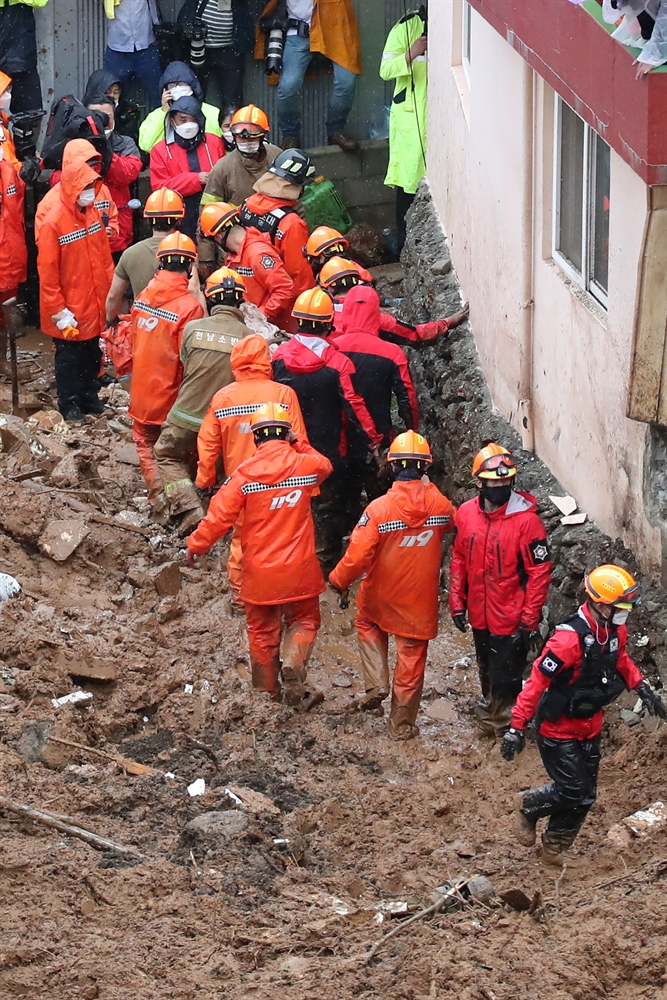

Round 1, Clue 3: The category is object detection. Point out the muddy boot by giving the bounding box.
[228,593,246,617]
[540,833,566,866]
[388,720,420,741]
[356,687,388,712]
[513,793,538,847]
[282,665,324,712]
[177,505,205,536]
[474,698,496,737]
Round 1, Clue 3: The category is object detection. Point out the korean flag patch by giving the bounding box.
[530,539,550,564]
[260,255,275,269]
[538,652,563,677]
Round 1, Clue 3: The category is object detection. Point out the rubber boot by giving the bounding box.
[356,687,388,712]
[282,665,324,713]
[513,793,538,847]
[541,829,577,866]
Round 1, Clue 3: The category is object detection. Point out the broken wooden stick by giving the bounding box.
[0,795,146,858]
[357,879,470,965]
[48,736,157,776]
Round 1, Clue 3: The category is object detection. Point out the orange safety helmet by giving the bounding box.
[292,287,335,325]
[156,232,197,261]
[230,104,269,135]
[205,266,246,300]
[318,256,361,293]
[471,443,518,480]
[387,431,433,465]
[144,187,185,220]
[250,402,292,433]
[584,565,640,609]
[199,202,240,238]
[305,226,350,261]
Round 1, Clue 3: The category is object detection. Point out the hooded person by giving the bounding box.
[36,138,115,422]
[149,95,225,240]
[0,75,27,377]
[82,68,141,144]
[38,142,121,249]
[196,333,307,609]
[139,61,222,153]
[86,94,142,254]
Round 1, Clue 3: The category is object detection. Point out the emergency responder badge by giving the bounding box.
[530,539,550,564]
[260,255,275,269]
[538,653,563,676]
[610,637,619,652]
[357,513,370,527]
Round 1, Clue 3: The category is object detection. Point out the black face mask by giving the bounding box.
[480,482,512,507]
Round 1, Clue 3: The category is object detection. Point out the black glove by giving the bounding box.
[452,612,467,633]
[19,155,41,184]
[636,681,667,719]
[500,728,525,761]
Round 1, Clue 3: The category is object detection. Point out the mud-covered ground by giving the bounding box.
[1,338,667,1000]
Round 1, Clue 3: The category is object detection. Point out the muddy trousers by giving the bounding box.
[312,461,348,575]
[131,420,162,499]
[53,337,103,417]
[472,628,528,736]
[521,735,601,850]
[356,614,428,740]
[153,422,202,516]
[245,596,321,701]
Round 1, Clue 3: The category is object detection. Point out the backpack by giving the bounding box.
[101,315,133,378]
[41,95,112,175]
[239,202,297,243]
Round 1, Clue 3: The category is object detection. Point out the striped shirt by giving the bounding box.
[201,0,234,48]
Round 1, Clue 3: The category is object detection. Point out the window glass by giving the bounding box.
[557,101,585,274]
[591,135,610,295]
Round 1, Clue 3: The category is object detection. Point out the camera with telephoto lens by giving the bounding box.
[182,19,208,69]
[9,109,46,161]
[265,25,286,75]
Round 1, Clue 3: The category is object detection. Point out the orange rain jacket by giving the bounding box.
[0,147,27,291]
[255,0,362,76]
[330,479,457,640]
[128,269,205,426]
[226,229,295,329]
[196,333,306,488]
[0,72,18,165]
[36,140,115,342]
[241,190,313,298]
[188,436,332,604]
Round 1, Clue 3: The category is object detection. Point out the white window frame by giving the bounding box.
[462,0,472,83]
[552,95,609,309]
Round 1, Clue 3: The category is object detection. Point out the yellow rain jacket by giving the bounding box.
[255,0,362,77]
[380,10,427,195]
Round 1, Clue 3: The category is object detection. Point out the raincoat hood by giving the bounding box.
[247,438,304,486]
[251,173,302,202]
[159,61,203,102]
[387,479,446,528]
[0,70,12,96]
[60,139,103,210]
[168,96,206,144]
[276,334,337,374]
[143,268,191,306]
[230,333,272,381]
[341,285,381,337]
[83,69,121,105]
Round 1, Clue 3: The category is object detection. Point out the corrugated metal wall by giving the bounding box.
[46,0,405,144]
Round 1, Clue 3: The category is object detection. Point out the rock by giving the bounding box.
[426,698,457,723]
[39,519,90,562]
[332,672,352,688]
[28,410,66,433]
[620,709,642,727]
[133,613,167,647]
[19,719,68,769]
[0,694,19,712]
[148,561,181,597]
[182,810,249,843]
[33,603,55,620]
[155,595,184,624]
[430,257,452,276]
[608,801,667,848]
[224,785,281,817]
[60,650,117,682]
[467,875,495,904]
[500,888,532,912]
[113,443,140,467]
[0,414,41,467]
[50,449,99,489]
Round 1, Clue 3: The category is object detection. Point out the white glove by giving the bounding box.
[52,308,78,331]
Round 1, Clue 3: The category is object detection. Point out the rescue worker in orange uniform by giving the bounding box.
[187,402,332,709]
[449,443,552,737]
[38,144,120,248]
[239,148,315,297]
[502,565,666,864]
[304,226,358,279]
[0,76,27,377]
[329,431,457,740]
[154,266,253,531]
[196,333,306,609]
[128,233,205,498]
[36,139,115,422]
[199,201,295,329]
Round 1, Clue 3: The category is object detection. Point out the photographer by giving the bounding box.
[139,61,221,153]
[104,0,162,110]
[177,0,254,106]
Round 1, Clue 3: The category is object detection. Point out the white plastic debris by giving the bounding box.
[636,636,650,647]
[0,573,21,602]
[184,683,194,695]
[561,512,587,526]
[549,495,577,517]
[224,787,244,806]
[51,691,93,708]
[187,778,206,797]
[165,772,176,779]
[608,801,667,847]
[273,838,290,846]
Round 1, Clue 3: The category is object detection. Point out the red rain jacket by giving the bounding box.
[272,333,382,461]
[332,298,452,346]
[36,139,114,341]
[512,603,643,740]
[0,154,27,291]
[188,436,332,605]
[448,490,552,635]
[331,479,456,639]
[332,286,419,450]
[149,131,224,199]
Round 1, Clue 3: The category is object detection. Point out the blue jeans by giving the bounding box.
[105,45,162,110]
[277,33,356,138]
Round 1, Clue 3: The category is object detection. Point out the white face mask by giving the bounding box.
[222,129,234,144]
[612,609,630,626]
[77,186,97,208]
[236,139,261,156]
[170,84,193,102]
[104,127,114,137]
[174,121,199,140]
[0,90,11,111]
